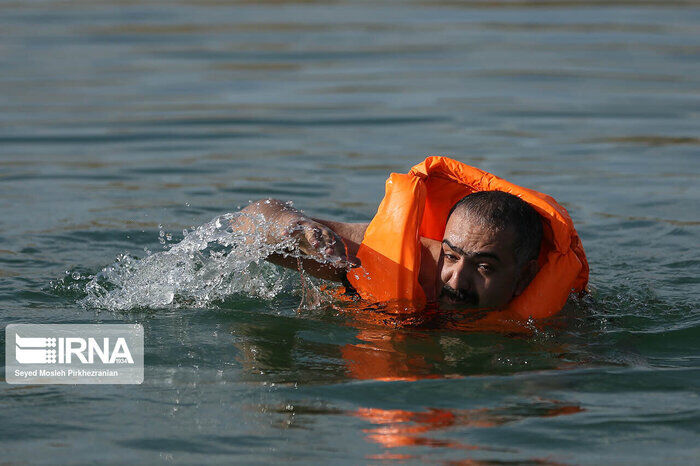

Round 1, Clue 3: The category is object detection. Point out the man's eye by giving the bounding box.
[444,253,459,262]
[477,263,493,273]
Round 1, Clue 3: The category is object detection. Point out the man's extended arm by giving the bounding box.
[233,199,367,282]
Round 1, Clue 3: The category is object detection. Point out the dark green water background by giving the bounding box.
[1,0,699,463]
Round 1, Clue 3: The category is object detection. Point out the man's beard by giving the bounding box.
[439,285,479,308]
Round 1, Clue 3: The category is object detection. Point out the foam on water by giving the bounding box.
[78,212,310,311]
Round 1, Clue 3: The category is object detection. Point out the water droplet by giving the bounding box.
[79,211,305,310]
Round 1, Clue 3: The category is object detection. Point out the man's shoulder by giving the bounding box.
[418,237,441,301]
[420,236,442,260]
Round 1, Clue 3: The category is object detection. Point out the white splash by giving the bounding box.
[81,212,304,311]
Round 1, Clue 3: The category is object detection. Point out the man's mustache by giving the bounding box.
[439,285,478,307]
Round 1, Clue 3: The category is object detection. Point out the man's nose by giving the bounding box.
[446,262,472,291]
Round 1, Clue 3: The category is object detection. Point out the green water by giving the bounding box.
[1,0,699,463]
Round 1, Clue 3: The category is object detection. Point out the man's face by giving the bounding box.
[437,211,524,310]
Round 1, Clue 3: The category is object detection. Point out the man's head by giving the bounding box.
[438,191,543,310]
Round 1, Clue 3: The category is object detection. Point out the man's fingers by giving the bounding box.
[322,232,362,269]
[292,221,360,269]
[345,255,361,268]
[330,255,361,270]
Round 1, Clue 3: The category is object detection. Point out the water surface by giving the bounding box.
[1,0,699,463]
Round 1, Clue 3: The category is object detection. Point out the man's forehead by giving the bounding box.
[445,209,505,233]
[443,215,518,258]
[443,222,511,247]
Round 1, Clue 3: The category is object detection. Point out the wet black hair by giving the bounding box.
[448,191,543,266]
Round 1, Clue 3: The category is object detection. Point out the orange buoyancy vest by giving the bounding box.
[346,156,589,320]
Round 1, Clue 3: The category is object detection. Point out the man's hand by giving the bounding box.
[234,198,365,281]
[287,218,360,270]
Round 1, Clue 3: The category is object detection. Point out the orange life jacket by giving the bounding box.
[346,156,589,320]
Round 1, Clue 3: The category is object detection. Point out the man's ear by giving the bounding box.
[513,259,538,297]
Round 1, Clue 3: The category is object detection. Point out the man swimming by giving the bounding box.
[234,157,588,317]
[238,190,541,311]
